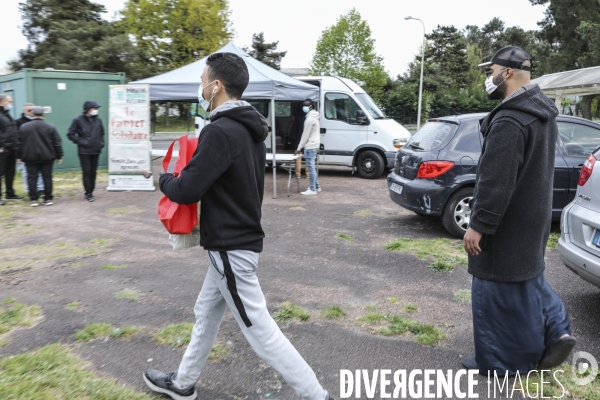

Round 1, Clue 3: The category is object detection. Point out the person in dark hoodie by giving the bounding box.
[0,94,23,204]
[16,103,45,196]
[20,107,63,206]
[67,100,105,202]
[462,46,575,376]
[144,52,333,400]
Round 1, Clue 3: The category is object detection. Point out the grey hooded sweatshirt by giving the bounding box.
[468,84,559,282]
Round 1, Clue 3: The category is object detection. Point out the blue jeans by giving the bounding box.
[21,162,44,192]
[303,149,320,191]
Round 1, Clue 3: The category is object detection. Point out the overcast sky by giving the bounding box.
[1,0,548,77]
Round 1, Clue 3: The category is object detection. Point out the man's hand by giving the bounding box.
[294,150,302,155]
[57,159,62,165]
[463,227,483,255]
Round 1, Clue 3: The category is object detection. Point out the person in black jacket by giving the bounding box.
[20,107,63,206]
[0,94,23,204]
[16,103,35,128]
[67,100,104,202]
[143,52,333,400]
[16,103,45,196]
[462,47,575,376]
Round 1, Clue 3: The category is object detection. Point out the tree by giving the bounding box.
[425,25,471,88]
[244,32,286,70]
[120,0,232,73]
[309,8,387,100]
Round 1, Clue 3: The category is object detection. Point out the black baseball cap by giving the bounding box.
[478,46,532,71]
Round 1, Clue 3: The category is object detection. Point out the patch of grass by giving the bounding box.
[107,206,145,215]
[289,206,306,211]
[0,242,101,271]
[100,264,127,270]
[454,289,472,304]
[525,363,600,399]
[353,210,371,217]
[385,237,467,272]
[356,312,385,325]
[402,303,417,313]
[89,237,118,247]
[378,315,446,346]
[154,323,194,347]
[207,341,230,361]
[387,297,399,304]
[115,289,142,300]
[66,301,80,311]
[273,302,310,322]
[335,233,354,242]
[547,232,560,248]
[321,305,346,320]
[365,305,378,312]
[50,169,109,198]
[0,344,155,399]
[0,298,42,336]
[74,323,139,342]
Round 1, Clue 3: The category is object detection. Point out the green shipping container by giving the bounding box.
[0,69,126,171]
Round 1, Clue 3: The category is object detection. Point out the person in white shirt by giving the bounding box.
[295,99,321,195]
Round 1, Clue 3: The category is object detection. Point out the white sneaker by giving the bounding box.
[316,187,322,192]
[301,189,317,195]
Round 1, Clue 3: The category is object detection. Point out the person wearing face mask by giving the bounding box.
[16,103,45,197]
[461,46,575,376]
[67,100,105,202]
[145,52,334,400]
[294,98,321,195]
[0,94,23,204]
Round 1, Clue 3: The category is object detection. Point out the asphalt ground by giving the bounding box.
[1,159,599,400]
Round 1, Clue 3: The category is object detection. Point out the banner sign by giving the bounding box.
[107,84,155,191]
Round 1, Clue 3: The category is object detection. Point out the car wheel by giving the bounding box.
[356,150,385,179]
[441,187,474,238]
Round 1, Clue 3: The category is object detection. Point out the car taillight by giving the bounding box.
[416,161,455,178]
[578,154,597,186]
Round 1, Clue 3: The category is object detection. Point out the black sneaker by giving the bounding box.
[0,199,4,206]
[30,200,39,207]
[143,369,196,400]
[43,200,53,206]
[85,194,94,202]
[5,195,23,201]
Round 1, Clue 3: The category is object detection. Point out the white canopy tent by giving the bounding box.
[532,66,600,110]
[131,42,319,198]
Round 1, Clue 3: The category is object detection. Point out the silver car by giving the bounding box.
[558,145,600,289]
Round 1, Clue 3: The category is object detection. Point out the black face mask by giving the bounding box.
[487,72,508,101]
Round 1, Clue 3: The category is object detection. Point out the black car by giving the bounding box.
[387,113,600,238]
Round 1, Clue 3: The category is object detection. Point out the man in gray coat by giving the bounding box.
[462,46,575,375]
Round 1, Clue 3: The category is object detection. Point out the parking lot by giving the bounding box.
[0,163,599,399]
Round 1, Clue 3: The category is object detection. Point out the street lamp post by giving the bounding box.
[405,16,425,130]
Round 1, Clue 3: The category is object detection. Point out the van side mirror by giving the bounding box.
[356,110,368,125]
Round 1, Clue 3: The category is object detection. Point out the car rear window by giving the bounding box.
[406,121,459,152]
[558,122,600,157]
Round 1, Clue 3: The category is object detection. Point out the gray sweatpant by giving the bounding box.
[176,250,328,400]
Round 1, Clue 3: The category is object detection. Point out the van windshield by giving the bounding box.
[355,93,385,119]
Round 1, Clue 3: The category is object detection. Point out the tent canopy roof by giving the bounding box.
[130,42,319,102]
[532,66,600,97]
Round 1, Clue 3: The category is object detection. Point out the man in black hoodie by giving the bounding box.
[462,47,575,376]
[144,53,332,400]
[0,94,23,204]
[67,100,105,202]
[20,107,63,206]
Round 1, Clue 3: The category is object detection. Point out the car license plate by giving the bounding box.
[390,182,403,195]
[593,230,600,247]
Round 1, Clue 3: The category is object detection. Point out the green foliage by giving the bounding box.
[244,32,286,70]
[120,0,232,73]
[335,233,354,242]
[0,344,156,399]
[378,315,446,346]
[0,299,41,335]
[73,323,113,342]
[320,305,346,320]
[401,304,417,313]
[547,233,561,248]
[273,302,310,322]
[309,8,387,100]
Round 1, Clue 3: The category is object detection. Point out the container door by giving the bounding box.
[321,92,367,165]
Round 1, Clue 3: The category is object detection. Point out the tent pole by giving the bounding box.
[271,98,277,198]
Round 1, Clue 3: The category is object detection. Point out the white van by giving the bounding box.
[195,76,411,178]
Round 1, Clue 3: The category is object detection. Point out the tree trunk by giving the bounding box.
[581,95,593,120]
[165,102,170,127]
